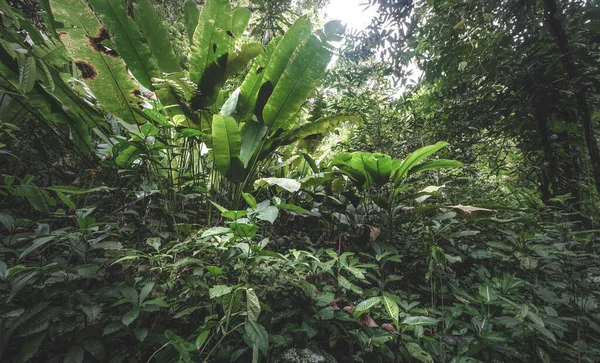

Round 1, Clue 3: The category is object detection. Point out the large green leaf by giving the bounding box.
[478,284,497,303]
[225,43,264,79]
[406,342,433,363]
[0,19,99,153]
[45,66,106,144]
[192,43,263,110]
[183,0,200,43]
[354,296,381,317]
[134,0,181,73]
[237,16,311,123]
[122,308,140,326]
[0,48,101,153]
[246,288,261,322]
[481,330,510,343]
[88,0,159,89]
[15,332,45,363]
[262,35,332,130]
[195,330,210,349]
[392,142,449,183]
[236,38,280,122]
[245,320,268,355]
[408,159,463,175]
[18,56,36,94]
[19,236,54,260]
[212,114,241,176]
[278,115,360,147]
[331,152,370,188]
[64,345,84,363]
[81,340,105,361]
[254,178,301,192]
[262,17,311,87]
[240,119,268,167]
[50,0,145,124]
[401,316,439,326]
[364,153,393,186]
[231,7,251,38]
[50,72,105,148]
[0,69,98,153]
[209,284,233,298]
[191,53,228,109]
[8,270,39,301]
[21,185,49,214]
[382,295,400,323]
[19,17,61,64]
[189,0,232,84]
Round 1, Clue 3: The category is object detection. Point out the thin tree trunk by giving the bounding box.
[543,0,600,196]
[534,97,557,203]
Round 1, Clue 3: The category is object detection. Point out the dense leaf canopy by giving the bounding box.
[0,0,599,362]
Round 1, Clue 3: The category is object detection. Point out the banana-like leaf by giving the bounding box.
[50,0,145,124]
[279,115,360,146]
[259,115,357,159]
[192,42,263,110]
[392,142,449,184]
[21,15,107,131]
[34,41,70,72]
[408,159,463,175]
[183,0,200,43]
[153,72,196,119]
[364,153,393,187]
[262,35,332,131]
[225,43,264,79]
[231,7,251,38]
[331,152,370,188]
[212,114,241,176]
[0,43,101,152]
[236,38,280,122]
[189,0,232,84]
[53,71,106,127]
[236,16,311,123]
[240,120,268,167]
[191,53,228,109]
[220,88,240,116]
[88,0,159,89]
[134,0,181,73]
[262,17,311,86]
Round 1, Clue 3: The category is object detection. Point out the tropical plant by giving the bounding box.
[2,0,600,362]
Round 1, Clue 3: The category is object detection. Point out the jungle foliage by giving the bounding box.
[0,0,599,362]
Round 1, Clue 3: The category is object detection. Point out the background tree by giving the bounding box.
[355,0,600,218]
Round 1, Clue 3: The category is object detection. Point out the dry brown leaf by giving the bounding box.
[357,224,381,241]
[381,323,399,334]
[343,305,355,314]
[357,314,378,328]
[330,300,341,311]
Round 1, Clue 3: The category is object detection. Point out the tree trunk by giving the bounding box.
[534,97,557,203]
[543,0,600,196]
